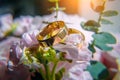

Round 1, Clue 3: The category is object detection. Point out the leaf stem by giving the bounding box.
[56,1,59,9]
[98,12,102,24]
[55,1,59,20]
[98,1,106,24]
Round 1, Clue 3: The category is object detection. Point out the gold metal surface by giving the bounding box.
[36,21,68,47]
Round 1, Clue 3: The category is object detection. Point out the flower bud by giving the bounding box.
[91,0,106,13]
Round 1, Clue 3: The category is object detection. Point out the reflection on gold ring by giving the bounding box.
[36,21,68,47]
[68,28,85,41]
[67,28,85,48]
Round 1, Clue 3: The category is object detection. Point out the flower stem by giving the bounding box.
[51,61,59,80]
[39,68,46,80]
[44,63,51,80]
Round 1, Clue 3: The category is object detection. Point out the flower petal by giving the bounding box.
[54,44,79,59]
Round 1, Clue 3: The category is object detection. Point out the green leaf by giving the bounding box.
[92,32,116,51]
[87,61,109,80]
[93,32,116,44]
[100,18,113,24]
[81,20,100,33]
[94,41,113,51]
[81,22,85,27]
[84,20,100,27]
[102,10,118,17]
[88,43,96,53]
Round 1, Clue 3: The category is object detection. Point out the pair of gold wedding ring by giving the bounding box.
[36,21,85,47]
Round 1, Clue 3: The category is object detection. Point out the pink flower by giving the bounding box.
[0,14,13,38]
[22,30,39,47]
[53,35,92,80]
[9,41,23,65]
[53,43,79,60]
[13,16,34,35]
[0,37,31,80]
[62,64,93,80]
[13,16,42,36]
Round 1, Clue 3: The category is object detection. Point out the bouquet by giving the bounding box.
[0,0,119,80]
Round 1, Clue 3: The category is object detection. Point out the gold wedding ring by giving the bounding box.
[67,28,85,48]
[36,21,68,47]
[68,28,85,40]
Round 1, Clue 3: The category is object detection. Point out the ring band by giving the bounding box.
[67,28,85,48]
[68,28,85,40]
[36,21,68,47]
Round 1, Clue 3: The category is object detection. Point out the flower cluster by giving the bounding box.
[8,28,92,80]
[0,0,120,80]
[0,12,94,80]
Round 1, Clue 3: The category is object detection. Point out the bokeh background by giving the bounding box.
[0,0,120,32]
[80,0,120,33]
